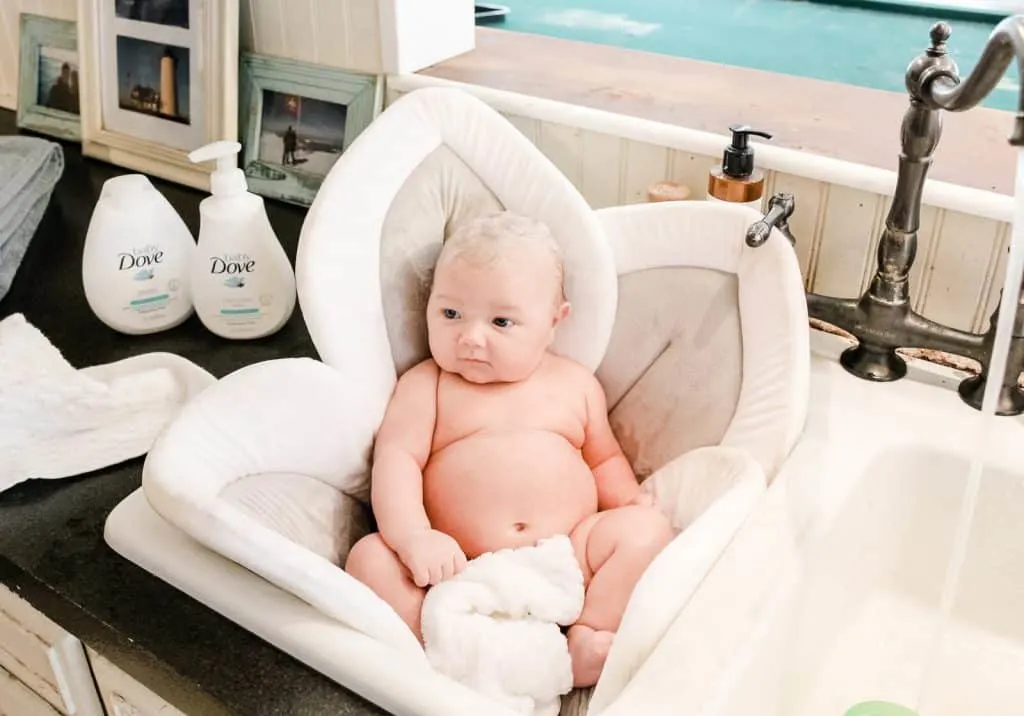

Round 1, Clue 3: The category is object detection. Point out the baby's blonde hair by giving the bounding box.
[438,211,566,301]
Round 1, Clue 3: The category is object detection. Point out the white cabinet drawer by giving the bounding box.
[87,648,186,716]
[0,666,62,716]
[0,585,104,716]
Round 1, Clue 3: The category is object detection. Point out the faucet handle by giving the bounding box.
[745,192,795,248]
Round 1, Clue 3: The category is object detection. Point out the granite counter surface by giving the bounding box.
[0,110,390,716]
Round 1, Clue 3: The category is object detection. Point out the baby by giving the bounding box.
[345,211,673,687]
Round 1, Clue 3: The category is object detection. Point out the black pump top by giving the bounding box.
[722,124,773,178]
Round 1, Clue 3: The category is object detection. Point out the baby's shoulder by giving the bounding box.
[545,353,600,392]
[396,358,441,391]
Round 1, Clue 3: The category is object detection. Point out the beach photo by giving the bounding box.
[116,36,190,125]
[258,90,348,176]
[37,46,80,115]
[17,14,82,140]
[239,53,382,206]
[115,0,189,29]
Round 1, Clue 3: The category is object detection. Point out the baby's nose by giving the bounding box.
[459,323,486,347]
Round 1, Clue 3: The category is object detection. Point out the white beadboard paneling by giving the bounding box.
[771,173,827,286]
[537,122,584,190]
[344,0,383,72]
[907,204,943,311]
[581,130,623,208]
[811,186,884,298]
[280,0,317,64]
[974,222,1011,333]
[250,0,286,58]
[309,0,349,67]
[622,140,670,204]
[503,112,538,144]
[239,0,255,51]
[921,211,1004,331]
[669,150,716,200]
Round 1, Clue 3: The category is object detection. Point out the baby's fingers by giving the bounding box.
[452,550,468,575]
[409,563,430,588]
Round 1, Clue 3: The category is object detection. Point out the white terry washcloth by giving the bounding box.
[0,313,216,492]
[421,535,585,716]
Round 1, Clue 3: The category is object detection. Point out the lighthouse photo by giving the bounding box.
[115,35,190,125]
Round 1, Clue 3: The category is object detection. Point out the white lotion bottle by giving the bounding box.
[82,174,195,335]
[187,141,296,340]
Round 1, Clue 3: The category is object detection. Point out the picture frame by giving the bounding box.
[238,52,384,208]
[76,0,239,191]
[16,14,82,142]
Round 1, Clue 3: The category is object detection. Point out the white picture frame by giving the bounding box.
[76,0,239,191]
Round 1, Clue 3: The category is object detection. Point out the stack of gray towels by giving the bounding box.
[0,137,64,302]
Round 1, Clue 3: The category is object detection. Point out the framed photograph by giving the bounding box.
[16,14,82,141]
[238,53,384,207]
[76,0,239,191]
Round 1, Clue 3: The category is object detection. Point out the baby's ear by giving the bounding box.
[555,301,571,325]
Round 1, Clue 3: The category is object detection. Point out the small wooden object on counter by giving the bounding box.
[646,181,692,203]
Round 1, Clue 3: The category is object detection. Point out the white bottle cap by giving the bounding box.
[99,174,157,211]
[188,140,247,196]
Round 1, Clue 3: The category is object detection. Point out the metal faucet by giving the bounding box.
[746,17,1024,416]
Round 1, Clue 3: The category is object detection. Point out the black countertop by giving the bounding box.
[0,110,390,715]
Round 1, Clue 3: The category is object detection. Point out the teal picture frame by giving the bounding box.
[238,52,384,208]
[16,13,82,142]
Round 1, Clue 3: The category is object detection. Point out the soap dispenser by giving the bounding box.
[707,125,773,210]
[82,173,196,335]
[187,140,296,340]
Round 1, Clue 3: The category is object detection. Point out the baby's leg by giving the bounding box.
[567,505,673,687]
[344,533,427,643]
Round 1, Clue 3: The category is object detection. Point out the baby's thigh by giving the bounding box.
[571,506,673,578]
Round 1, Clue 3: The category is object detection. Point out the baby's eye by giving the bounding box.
[443,308,459,319]
[492,317,513,328]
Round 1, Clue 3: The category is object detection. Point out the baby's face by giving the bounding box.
[426,250,569,384]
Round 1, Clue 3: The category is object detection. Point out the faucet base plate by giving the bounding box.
[840,344,908,382]
[957,375,1024,416]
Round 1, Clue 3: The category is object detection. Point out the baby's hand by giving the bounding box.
[394,529,467,588]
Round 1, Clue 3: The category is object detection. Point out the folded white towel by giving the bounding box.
[0,313,211,492]
[421,535,585,716]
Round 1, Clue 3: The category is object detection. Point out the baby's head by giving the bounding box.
[426,211,571,384]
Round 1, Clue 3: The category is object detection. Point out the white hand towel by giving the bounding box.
[421,535,585,716]
[0,313,213,492]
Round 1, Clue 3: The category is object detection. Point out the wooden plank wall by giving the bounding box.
[1,0,1008,334]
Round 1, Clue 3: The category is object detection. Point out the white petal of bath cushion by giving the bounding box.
[295,85,618,436]
[594,201,810,482]
[588,446,766,714]
[141,357,424,654]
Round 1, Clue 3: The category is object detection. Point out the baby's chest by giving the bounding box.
[436,382,586,443]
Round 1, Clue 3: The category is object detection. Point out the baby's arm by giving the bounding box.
[371,359,439,551]
[581,372,644,511]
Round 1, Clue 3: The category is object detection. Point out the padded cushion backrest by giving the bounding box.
[379,145,503,376]
[295,87,617,430]
[596,202,809,480]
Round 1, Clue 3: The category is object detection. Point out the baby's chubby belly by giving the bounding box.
[423,429,598,558]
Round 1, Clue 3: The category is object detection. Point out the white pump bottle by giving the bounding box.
[187,141,296,340]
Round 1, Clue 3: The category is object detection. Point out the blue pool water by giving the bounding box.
[497,0,1019,111]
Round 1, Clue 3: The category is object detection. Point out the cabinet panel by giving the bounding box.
[88,648,186,716]
[0,585,103,716]
[0,667,62,716]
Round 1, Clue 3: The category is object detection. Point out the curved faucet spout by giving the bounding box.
[913,17,1024,144]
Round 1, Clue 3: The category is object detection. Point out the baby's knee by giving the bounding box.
[619,505,673,554]
[344,532,394,577]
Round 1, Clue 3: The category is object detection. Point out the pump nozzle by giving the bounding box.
[188,140,247,196]
[722,125,773,179]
